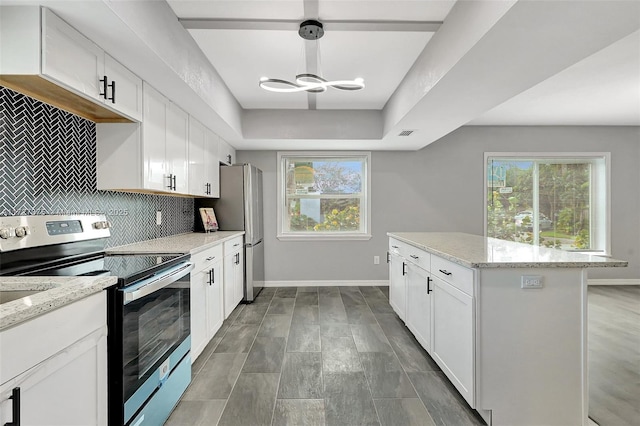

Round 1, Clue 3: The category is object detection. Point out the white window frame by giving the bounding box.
[277,151,372,241]
[483,152,611,255]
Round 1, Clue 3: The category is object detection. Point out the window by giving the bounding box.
[485,153,610,254]
[277,152,371,241]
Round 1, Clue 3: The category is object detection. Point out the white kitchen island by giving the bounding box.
[387,232,627,426]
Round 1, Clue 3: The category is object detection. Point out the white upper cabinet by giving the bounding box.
[188,118,207,196]
[41,8,104,104]
[103,54,143,122]
[97,83,189,195]
[188,118,220,198]
[142,84,168,191]
[218,138,236,166]
[165,102,189,194]
[204,130,221,197]
[0,6,142,122]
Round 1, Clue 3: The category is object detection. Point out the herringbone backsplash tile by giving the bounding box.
[0,87,194,247]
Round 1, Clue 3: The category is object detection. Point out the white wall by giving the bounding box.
[237,126,640,282]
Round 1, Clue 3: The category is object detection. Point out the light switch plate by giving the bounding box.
[521,275,543,289]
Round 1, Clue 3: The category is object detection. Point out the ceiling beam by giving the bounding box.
[179,18,442,33]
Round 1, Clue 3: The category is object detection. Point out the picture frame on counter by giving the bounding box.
[199,208,218,232]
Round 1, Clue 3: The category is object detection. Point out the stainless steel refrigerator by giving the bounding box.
[214,164,264,302]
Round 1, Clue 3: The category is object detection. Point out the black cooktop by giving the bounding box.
[1,248,189,287]
[103,253,189,286]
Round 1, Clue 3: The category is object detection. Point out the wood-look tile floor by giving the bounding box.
[588,285,640,426]
[166,286,484,426]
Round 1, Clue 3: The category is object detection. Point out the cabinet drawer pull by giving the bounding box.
[5,387,20,426]
[391,245,399,249]
[233,243,240,247]
[410,255,419,260]
[99,76,108,100]
[439,269,452,276]
[108,80,116,103]
[206,256,215,261]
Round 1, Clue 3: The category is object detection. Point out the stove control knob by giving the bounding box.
[93,221,111,230]
[14,226,29,238]
[0,228,11,239]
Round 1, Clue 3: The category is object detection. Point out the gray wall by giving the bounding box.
[238,126,640,282]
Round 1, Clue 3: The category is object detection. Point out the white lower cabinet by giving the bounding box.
[388,236,475,408]
[432,276,474,404]
[190,245,224,362]
[223,236,244,318]
[388,250,406,321]
[405,262,432,352]
[0,292,107,426]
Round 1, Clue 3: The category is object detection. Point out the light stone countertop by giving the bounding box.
[388,232,628,269]
[0,276,117,331]
[105,231,245,255]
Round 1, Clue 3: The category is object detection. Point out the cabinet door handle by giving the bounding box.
[172,175,177,191]
[427,276,432,294]
[439,269,452,276]
[166,174,174,190]
[410,255,419,260]
[402,262,407,276]
[235,253,240,265]
[211,268,215,284]
[209,269,214,286]
[99,76,108,100]
[386,251,390,263]
[227,154,232,164]
[205,183,210,195]
[108,80,116,103]
[5,387,20,426]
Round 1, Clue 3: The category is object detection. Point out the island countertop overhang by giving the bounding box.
[387,232,628,269]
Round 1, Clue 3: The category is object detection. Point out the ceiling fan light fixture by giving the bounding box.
[259,20,364,94]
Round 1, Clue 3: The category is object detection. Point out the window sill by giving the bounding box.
[277,233,372,242]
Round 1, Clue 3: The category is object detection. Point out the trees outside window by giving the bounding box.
[277,152,371,241]
[485,154,609,253]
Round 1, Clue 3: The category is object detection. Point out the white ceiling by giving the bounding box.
[167,0,640,149]
[174,0,451,111]
[2,0,639,151]
[470,29,640,126]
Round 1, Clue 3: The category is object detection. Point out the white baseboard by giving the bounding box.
[264,279,638,287]
[588,278,640,286]
[264,280,389,288]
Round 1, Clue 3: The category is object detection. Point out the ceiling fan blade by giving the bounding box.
[179,18,442,32]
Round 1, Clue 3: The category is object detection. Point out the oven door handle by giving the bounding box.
[123,262,194,305]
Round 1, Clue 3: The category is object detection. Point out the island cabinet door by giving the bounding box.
[432,276,474,406]
[405,262,432,352]
[388,251,407,321]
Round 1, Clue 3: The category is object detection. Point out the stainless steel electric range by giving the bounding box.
[0,215,194,426]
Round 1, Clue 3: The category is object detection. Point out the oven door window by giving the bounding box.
[121,282,189,399]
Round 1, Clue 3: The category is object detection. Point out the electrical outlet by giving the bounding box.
[156,211,162,226]
[374,256,380,265]
[521,275,543,289]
